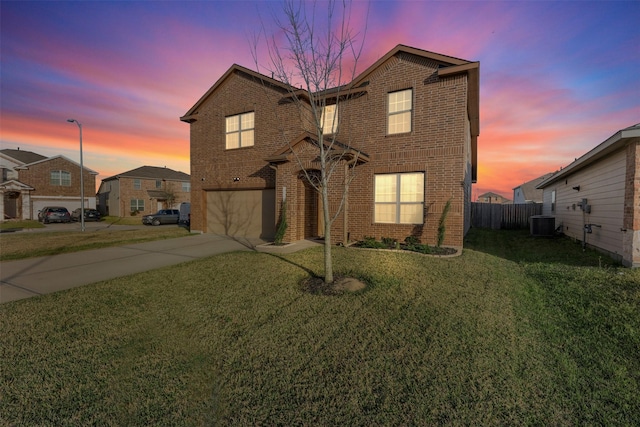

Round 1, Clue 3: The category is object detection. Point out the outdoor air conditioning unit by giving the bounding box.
[530,215,556,237]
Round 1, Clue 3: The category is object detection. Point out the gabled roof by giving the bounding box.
[13,155,99,175]
[180,64,294,123]
[265,131,370,165]
[180,44,479,138]
[102,166,190,182]
[538,123,640,189]
[513,172,554,201]
[0,179,35,191]
[0,148,47,164]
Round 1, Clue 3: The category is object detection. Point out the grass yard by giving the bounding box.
[0,226,191,261]
[1,229,639,425]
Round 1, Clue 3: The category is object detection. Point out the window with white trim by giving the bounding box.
[551,190,556,212]
[321,105,337,134]
[134,179,141,190]
[130,199,144,212]
[50,170,71,186]
[182,182,191,192]
[226,112,255,149]
[387,89,412,135]
[374,172,424,224]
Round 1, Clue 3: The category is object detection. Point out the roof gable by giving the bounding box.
[103,166,190,182]
[0,148,47,164]
[180,64,294,123]
[14,155,99,175]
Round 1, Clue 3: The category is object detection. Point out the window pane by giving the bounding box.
[50,171,60,185]
[375,174,397,202]
[375,204,396,223]
[241,112,254,130]
[388,111,411,134]
[322,105,337,134]
[400,204,423,224]
[400,173,424,202]
[388,90,412,114]
[226,133,239,149]
[61,171,70,186]
[241,129,254,147]
[134,179,141,190]
[226,116,239,132]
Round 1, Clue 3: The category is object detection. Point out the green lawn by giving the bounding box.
[0,226,191,261]
[1,229,638,425]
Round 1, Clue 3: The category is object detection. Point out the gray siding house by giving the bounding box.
[537,124,640,267]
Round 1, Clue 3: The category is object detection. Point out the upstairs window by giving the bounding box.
[156,180,162,188]
[50,170,71,186]
[321,105,338,134]
[182,182,191,192]
[374,172,424,224]
[387,89,412,135]
[134,179,141,190]
[226,112,255,149]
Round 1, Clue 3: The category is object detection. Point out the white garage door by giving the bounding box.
[206,189,275,239]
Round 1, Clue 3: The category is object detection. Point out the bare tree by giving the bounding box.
[253,0,368,284]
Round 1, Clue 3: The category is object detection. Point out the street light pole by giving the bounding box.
[67,119,85,232]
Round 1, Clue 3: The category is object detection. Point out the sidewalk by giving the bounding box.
[0,233,321,304]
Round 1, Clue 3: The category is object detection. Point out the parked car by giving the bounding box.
[38,207,71,224]
[71,208,101,222]
[142,209,180,226]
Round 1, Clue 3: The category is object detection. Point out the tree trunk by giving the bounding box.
[322,183,333,284]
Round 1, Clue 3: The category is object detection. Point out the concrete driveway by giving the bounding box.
[0,231,320,304]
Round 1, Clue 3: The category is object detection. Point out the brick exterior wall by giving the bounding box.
[18,157,96,200]
[106,177,191,217]
[186,49,475,248]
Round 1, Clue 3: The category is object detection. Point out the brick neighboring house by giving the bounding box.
[181,44,479,247]
[0,148,97,220]
[97,166,191,217]
[476,192,511,204]
[538,124,640,267]
[512,173,554,204]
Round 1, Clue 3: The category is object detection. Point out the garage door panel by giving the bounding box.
[206,189,275,239]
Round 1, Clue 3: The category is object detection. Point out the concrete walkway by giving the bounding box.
[0,233,321,304]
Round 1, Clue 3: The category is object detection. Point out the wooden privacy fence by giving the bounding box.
[471,203,542,230]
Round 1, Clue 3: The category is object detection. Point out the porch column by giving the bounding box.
[21,191,32,220]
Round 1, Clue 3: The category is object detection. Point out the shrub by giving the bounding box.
[437,199,452,247]
[274,200,288,245]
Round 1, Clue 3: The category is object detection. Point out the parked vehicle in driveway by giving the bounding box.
[38,207,71,224]
[142,209,180,226]
[71,208,101,222]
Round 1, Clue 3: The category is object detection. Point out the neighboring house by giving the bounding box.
[0,148,98,220]
[181,44,479,248]
[97,166,191,217]
[537,124,640,267]
[512,173,554,204]
[476,192,510,204]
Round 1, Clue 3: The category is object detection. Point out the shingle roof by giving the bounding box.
[103,166,190,181]
[0,148,47,164]
[513,173,554,202]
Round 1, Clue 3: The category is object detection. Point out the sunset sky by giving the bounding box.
[1,0,639,200]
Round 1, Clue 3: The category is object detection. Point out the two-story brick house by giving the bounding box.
[181,44,479,247]
[0,148,98,220]
[97,166,190,217]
